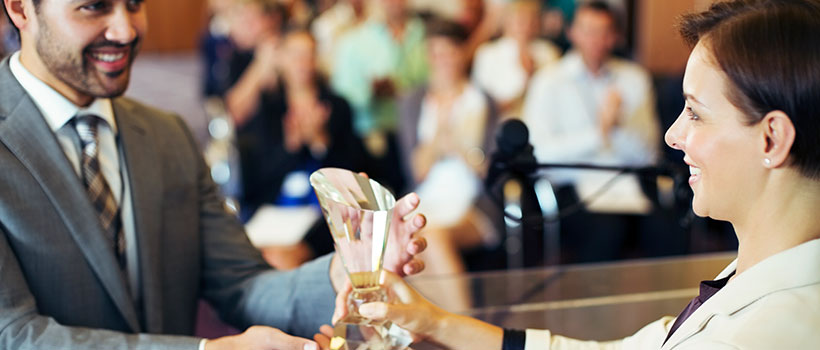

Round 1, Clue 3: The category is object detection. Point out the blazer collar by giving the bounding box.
[664,238,820,348]
[113,99,166,333]
[0,57,142,332]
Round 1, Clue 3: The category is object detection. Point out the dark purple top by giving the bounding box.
[663,271,736,345]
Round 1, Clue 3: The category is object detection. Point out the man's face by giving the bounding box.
[568,8,617,68]
[26,0,147,103]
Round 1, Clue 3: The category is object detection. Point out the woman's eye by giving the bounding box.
[685,106,700,121]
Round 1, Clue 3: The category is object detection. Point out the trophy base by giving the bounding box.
[329,322,413,350]
[340,288,388,326]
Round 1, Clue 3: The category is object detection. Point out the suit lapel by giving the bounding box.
[661,260,737,349]
[114,100,165,333]
[0,59,141,332]
[665,241,820,349]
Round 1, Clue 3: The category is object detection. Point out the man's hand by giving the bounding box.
[384,193,427,276]
[205,326,319,350]
[599,87,623,147]
[328,192,427,292]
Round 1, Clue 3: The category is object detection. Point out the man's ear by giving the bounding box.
[760,110,796,168]
[5,0,31,33]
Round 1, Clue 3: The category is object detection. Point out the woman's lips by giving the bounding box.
[688,165,702,185]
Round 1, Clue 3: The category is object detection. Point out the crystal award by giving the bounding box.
[310,168,412,350]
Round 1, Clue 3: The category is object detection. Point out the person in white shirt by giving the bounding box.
[472,0,561,118]
[397,18,499,310]
[522,1,658,170]
[316,1,820,349]
[521,0,660,262]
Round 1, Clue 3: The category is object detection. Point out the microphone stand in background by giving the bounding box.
[485,119,690,267]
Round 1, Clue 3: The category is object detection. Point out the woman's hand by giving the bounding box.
[330,272,448,343]
[324,272,503,349]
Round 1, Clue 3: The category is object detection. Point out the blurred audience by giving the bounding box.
[280,0,316,28]
[311,0,371,74]
[398,19,499,288]
[235,30,378,269]
[201,0,238,98]
[522,0,659,262]
[224,0,287,128]
[540,0,575,52]
[523,0,657,169]
[330,0,428,192]
[472,0,560,118]
[189,0,710,269]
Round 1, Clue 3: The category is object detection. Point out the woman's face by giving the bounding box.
[427,36,465,82]
[281,32,317,86]
[665,42,764,221]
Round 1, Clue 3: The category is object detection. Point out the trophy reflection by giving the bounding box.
[310,168,411,350]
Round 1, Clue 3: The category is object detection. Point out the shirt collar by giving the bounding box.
[564,50,613,81]
[9,51,117,134]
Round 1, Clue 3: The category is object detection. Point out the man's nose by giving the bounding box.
[105,8,138,44]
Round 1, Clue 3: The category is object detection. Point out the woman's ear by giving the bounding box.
[760,110,795,168]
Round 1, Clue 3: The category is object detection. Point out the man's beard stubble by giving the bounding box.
[35,19,140,100]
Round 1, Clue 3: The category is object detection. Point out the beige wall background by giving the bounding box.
[634,0,716,75]
[142,0,208,52]
[141,0,719,75]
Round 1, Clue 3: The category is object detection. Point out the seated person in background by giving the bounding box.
[235,29,380,269]
[330,0,429,192]
[224,0,286,129]
[397,19,499,308]
[472,0,561,118]
[311,0,371,75]
[521,0,659,262]
[320,1,820,348]
[200,0,238,98]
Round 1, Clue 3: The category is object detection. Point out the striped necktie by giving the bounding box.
[74,115,126,270]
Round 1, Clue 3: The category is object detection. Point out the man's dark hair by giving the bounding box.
[574,0,622,34]
[678,0,820,179]
[425,17,469,45]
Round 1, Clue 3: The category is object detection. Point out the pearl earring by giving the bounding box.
[764,158,772,166]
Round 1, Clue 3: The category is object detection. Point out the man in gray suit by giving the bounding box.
[0,0,427,349]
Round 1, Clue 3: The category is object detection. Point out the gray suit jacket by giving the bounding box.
[0,57,335,349]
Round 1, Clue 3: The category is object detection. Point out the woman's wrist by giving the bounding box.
[431,312,504,349]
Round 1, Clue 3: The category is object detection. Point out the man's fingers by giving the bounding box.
[396,213,426,240]
[332,283,353,324]
[402,258,425,275]
[313,325,335,350]
[395,193,420,218]
[242,326,319,350]
[407,237,427,255]
[320,325,335,338]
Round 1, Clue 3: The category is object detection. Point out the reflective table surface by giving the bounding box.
[407,252,736,346]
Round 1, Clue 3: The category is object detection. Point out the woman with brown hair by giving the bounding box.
[319,0,820,348]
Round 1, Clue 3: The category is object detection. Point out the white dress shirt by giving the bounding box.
[9,51,141,302]
[472,37,561,117]
[414,84,489,228]
[522,51,659,213]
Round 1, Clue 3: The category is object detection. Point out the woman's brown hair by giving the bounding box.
[678,0,820,179]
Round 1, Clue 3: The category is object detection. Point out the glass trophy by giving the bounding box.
[310,168,412,350]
